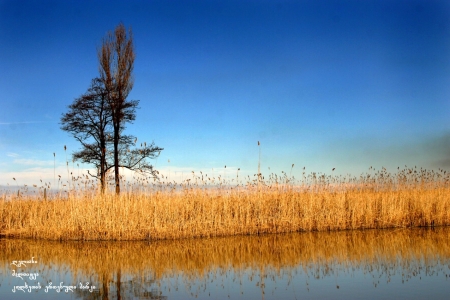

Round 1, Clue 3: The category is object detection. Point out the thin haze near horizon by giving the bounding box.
[1,0,449,188]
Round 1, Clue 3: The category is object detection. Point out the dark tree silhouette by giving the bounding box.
[61,78,163,193]
[98,23,142,194]
[61,78,112,192]
[61,24,163,194]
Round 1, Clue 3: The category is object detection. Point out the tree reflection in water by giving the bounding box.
[1,228,449,299]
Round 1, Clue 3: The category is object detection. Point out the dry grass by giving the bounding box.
[1,166,449,240]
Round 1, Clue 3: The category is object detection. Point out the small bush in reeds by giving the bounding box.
[0,166,449,240]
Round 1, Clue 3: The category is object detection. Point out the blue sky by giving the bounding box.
[1,0,449,187]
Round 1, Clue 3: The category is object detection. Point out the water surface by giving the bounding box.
[1,228,449,299]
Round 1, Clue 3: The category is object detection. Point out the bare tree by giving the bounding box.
[61,78,112,193]
[62,23,162,194]
[61,77,163,193]
[98,23,137,194]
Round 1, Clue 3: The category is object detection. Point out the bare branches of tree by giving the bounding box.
[98,23,137,194]
[61,78,111,192]
[61,23,163,195]
[119,139,163,178]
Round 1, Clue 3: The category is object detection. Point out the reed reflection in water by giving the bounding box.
[1,228,449,299]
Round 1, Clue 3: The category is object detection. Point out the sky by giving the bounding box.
[1,0,449,188]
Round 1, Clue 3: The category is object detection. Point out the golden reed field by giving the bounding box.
[1,166,449,240]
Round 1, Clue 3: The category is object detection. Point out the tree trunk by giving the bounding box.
[100,143,106,194]
[114,124,120,195]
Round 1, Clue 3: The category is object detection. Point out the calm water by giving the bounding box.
[1,228,449,299]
